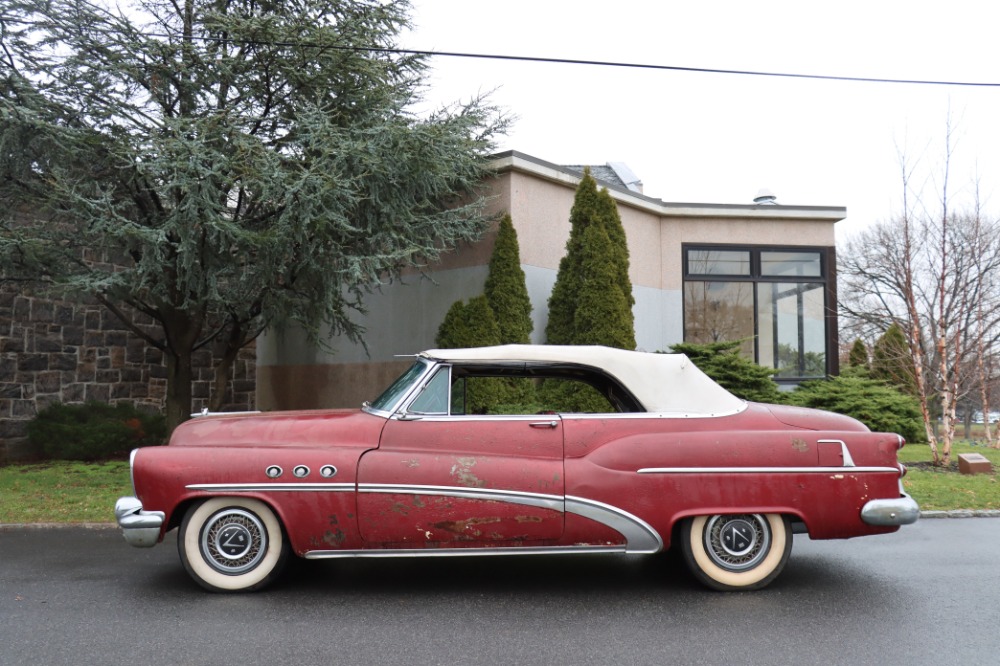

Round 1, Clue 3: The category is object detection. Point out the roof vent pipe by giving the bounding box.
[754,188,777,205]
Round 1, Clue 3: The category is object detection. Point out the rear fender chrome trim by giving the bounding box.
[637,466,900,475]
[818,439,855,466]
[565,495,662,553]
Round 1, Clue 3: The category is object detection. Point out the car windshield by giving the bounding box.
[367,359,430,412]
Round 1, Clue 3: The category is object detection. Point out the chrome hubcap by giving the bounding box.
[703,514,771,572]
[201,508,267,575]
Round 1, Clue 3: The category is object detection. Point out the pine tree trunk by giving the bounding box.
[165,351,194,433]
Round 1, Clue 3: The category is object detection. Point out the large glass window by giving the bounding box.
[684,246,832,380]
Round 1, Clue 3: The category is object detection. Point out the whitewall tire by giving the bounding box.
[178,497,290,592]
[680,513,792,591]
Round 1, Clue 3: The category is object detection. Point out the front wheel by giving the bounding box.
[680,513,792,591]
[178,497,290,592]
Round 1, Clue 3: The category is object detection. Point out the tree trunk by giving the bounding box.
[165,351,194,433]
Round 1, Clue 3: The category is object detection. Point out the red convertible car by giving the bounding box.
[115,345,918,592]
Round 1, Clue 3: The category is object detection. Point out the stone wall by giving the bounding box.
[0,288,255,463]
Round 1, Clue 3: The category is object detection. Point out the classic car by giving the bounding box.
[115,344,919,592]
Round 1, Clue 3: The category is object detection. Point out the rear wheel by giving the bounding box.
[178,497,289,592]
[680,513,791,591]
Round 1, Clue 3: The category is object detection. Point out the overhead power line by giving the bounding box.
[364,46,1000,88]
[3,15,999,88]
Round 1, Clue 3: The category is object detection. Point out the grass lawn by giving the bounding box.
[0,460,132,524]
[0,441,997,523]
[899,440,1000,511]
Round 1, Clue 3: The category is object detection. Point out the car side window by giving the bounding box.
[407,367,450,415]
[454,373,618,415]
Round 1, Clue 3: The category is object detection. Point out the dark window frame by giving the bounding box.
[682,244,839,383]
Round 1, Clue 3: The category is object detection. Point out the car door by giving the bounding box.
[356,365,565,546]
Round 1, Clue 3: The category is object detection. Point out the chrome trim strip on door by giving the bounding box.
[565,495,663,553]
[358,483,564,512]
[187,481,665,554]
[304,544,627,560]
[186,483,355,492]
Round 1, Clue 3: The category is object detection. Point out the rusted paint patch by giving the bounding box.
[389,497,426,514]
[450,456,486,488]
[792,438,809,453]
[431,516,501,538]
[515,515,543,523]
[323,528,346,546]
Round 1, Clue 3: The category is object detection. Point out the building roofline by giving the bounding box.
[489,150,847,223]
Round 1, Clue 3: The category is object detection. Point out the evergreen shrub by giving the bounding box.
[27,402,168,461]
[786,368,925,442]
[669,340,784,404]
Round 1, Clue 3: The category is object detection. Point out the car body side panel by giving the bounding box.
[131,410,385,555]
[356,416,565,545]
[559,413,903,547]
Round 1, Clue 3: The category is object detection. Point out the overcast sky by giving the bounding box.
[404,0,1000,240]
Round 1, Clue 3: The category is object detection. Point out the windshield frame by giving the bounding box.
[363,358,435,417]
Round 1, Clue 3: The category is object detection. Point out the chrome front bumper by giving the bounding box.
[114,497,165,548]
[861,490,920,527]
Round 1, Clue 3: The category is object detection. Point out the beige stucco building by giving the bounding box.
[258,150,845,410]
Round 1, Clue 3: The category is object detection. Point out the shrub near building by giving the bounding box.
[484,214,533,345]
[787,369,925,443]
[546,168,635,348]
[435,213,539,413]
[542,169,635,412]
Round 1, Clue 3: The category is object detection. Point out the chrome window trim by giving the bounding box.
[386,413,560,423]
[362,405,394,418]
[364,358,437,416]
[402,364,453,417]
[385,409,747,422]
[558,409,748,419]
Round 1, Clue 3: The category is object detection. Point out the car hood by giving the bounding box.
[168,409,383,448]
[762,403,870,432]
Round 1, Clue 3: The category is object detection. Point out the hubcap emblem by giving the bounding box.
[216,524,253,559]
[721,519,756,556]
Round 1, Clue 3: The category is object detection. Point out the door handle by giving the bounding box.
[529,421,559,429]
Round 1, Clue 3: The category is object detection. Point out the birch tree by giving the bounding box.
[840,151,1000,464]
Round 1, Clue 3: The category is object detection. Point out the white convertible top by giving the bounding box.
[421,345,746,417]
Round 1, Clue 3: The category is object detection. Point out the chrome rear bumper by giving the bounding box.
[114,497,164,548]
[861,490,920,527]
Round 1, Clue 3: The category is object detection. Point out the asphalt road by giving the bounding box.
[1,518,998,666]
